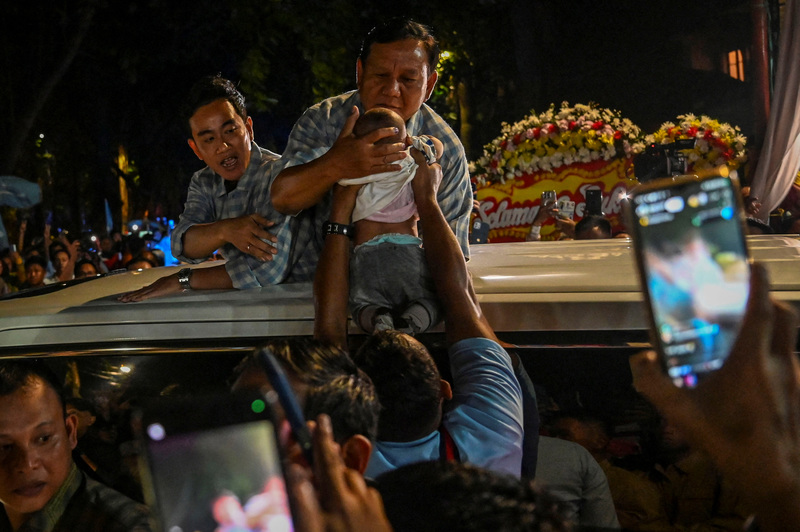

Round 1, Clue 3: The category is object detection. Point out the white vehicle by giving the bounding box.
[2,236,800,353]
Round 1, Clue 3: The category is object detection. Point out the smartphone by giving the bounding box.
[136,392,295,532]
[585,188,603,216]
[470,218,490,244]
[627,173,751,388]
[541,190,557,209]
[258,347,314,467]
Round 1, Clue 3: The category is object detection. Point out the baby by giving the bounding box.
[339,108,443,335]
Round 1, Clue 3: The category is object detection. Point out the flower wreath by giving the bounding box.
[471,101,646,185]
[645,113,747,172]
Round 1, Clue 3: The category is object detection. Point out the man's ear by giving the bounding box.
[356,58,364,89]
[245,116,254,141]
[423,70,438,101]
[65,413,79,451]
[187,138,203,160]
[341,434,373,475]
[440,379,453,401]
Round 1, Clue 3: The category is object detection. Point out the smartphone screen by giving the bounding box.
[629,174,750,387]
[138,394,294,532]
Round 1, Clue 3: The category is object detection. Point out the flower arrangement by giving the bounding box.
[471,102,646,185]
[646,113,747,171]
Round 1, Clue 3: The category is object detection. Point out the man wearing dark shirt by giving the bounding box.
[0,360,151,532]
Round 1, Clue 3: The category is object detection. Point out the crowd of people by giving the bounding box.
[0,220,170,295]
[2,16,800,532]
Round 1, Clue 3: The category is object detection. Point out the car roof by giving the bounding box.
[2,235,800,354]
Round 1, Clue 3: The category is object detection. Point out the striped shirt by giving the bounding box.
[273,90,473,259]
[1,463,152,532]
[171,143,318,287]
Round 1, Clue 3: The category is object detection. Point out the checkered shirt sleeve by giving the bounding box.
[273,91,473,259]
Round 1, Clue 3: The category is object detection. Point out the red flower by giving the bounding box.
[687,126,698,137]
[703,129,714,139]
[569,120,577,130]
[532,127,541,139]
[592,121,604,130]
[547,124,557,134]
[500,140,508,150]
[513,133,522,145]
[614,131,623,140]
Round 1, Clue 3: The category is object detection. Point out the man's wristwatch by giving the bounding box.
[323,221,354,239]
[177,268,193,290]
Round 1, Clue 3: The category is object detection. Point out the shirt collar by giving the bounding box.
[12,463,82,532]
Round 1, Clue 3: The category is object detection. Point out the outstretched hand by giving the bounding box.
[117,272,181,303]
[288,415,392,532]
[630,263,800,528]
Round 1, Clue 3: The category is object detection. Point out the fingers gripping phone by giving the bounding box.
[627,172,751,388]
[136,392,296,532]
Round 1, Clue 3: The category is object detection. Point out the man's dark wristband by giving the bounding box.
[323,221,354,239]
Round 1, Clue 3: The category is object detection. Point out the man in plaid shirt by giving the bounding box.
[119,75,318,302]
[270,17,473,260]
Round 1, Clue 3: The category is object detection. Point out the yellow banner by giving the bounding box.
[474,159,638,241]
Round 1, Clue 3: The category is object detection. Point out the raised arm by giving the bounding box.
[271,107,405,215]
[410,150,496,345]
[313,185,361,350]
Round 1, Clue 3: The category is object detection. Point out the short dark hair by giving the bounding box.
[360,17,440,72]
[575,215,612,239]
[0,359,66,412]
[234,338,359,387]
[375,461,570,532]
[182,74,247,137]
[48,241,67,259]
[25,254,48,270]
[233,339,380,443]
[305,371,380,442]
[352,330,442,442]
[75,258,98,273]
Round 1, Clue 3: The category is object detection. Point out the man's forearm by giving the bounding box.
[313,192,356,349]
[416,192,496,344]
[181,222,230,259]
[272,157,340,215]
[191,265,235,289]
[313,233,351,349]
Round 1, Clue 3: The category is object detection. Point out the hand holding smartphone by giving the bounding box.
[627,172,750,387]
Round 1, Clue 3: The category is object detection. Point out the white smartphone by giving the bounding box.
[627,173,751,388]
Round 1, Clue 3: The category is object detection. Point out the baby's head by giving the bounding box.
[353,108,406,145]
